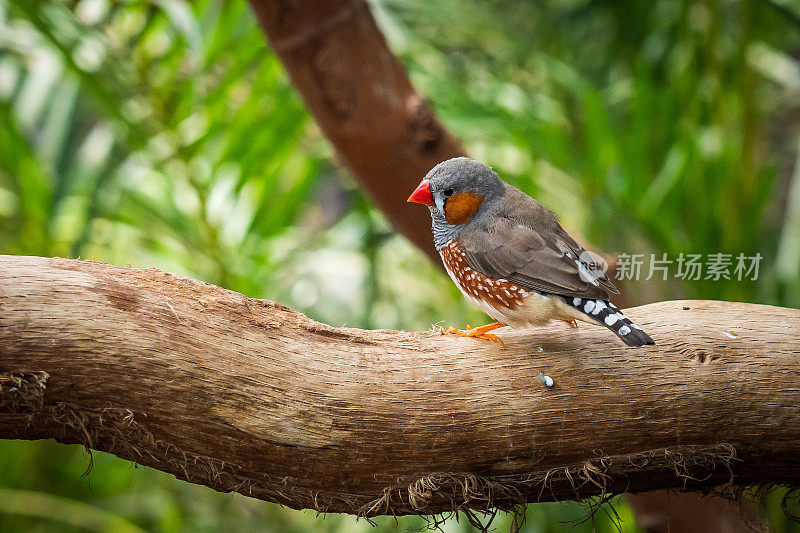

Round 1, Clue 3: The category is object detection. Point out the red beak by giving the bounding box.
[407,178,434,206]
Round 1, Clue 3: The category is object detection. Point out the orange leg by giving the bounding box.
[446,321,507,346]
[562,317,578,329]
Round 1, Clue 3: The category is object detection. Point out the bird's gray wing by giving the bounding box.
[459,212,618,299]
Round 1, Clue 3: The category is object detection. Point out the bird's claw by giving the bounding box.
[563,318,578,329]
[445,322,506,346]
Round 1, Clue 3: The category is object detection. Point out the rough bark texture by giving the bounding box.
[1,255,799,517]
[248,0,467,262]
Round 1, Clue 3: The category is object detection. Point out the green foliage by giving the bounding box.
[0,0,799,531]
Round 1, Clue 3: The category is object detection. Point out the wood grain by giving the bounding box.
[1,255,799,515]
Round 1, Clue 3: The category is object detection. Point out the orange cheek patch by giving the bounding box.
[444,192,484,225]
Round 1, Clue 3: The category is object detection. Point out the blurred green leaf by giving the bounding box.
[0,487,145,533]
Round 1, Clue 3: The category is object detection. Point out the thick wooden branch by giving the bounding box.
[2,255,799,515]
[248,0,467,261]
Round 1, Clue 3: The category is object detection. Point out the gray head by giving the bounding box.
[407,157,505,249]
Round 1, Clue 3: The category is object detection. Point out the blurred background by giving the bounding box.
[1,0,799,531]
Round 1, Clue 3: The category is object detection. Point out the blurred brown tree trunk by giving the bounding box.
[626,491,760,533]
[247,0,762,529]
[249,0,466,262]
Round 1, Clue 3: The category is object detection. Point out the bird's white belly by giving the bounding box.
[507,292,592,327]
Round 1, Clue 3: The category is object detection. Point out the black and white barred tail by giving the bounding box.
[564,296,655,347]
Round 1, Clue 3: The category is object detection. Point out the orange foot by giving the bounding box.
[446,321,507,346]
[562,317,578,329]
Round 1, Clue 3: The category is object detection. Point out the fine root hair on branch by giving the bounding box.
[356,444,742,530]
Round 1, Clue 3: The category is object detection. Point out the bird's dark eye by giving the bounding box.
[444,188,454,197]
